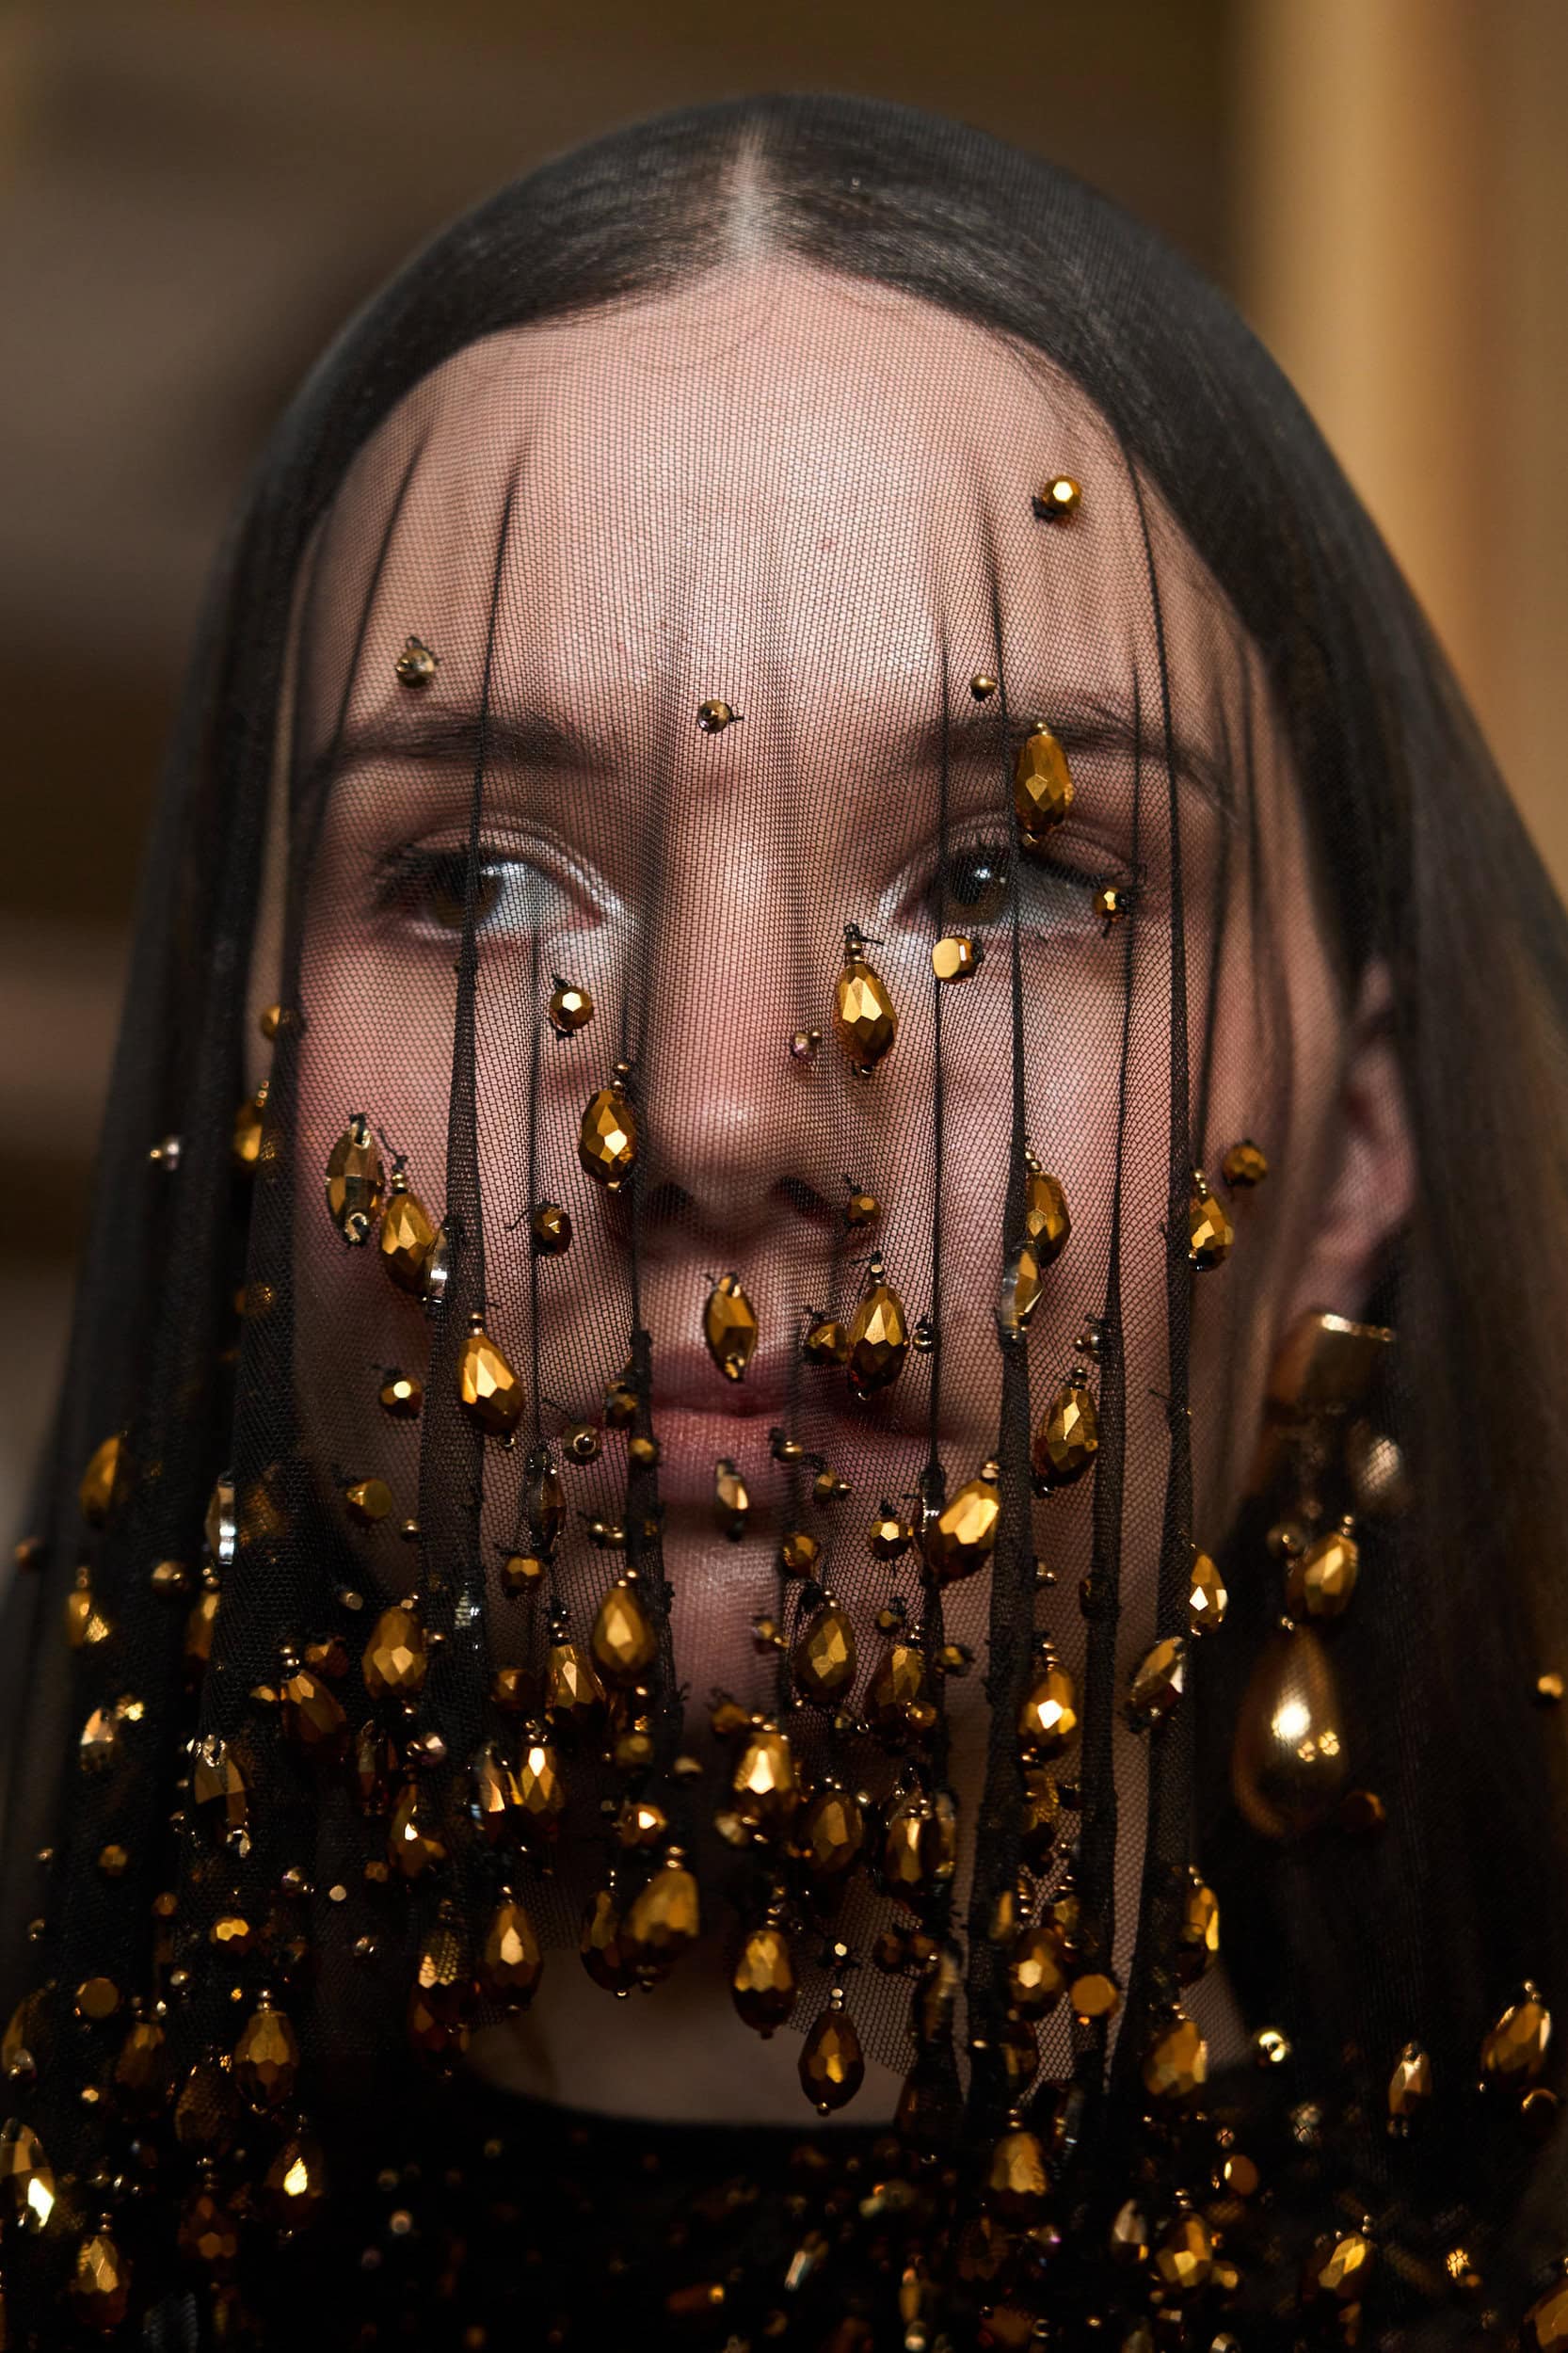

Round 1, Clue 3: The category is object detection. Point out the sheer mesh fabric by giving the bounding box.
[5,96,1568,2344]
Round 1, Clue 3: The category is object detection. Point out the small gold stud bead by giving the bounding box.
[696,699,741,733]
[394,635,439,688]
[1032,476,1081,520]
[969,672,999,701]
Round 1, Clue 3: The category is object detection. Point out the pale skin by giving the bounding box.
[250,262,1414,2122]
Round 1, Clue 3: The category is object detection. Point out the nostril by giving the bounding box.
[774,1176,837,1230]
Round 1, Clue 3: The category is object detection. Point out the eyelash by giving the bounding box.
[916,827,1128,933]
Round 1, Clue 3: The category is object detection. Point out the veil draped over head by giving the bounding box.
[5,94,1568,2349]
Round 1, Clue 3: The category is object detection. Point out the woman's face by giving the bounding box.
[263,263,1385,1996]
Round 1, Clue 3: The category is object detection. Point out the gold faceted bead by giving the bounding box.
[924,1463,1001,1585]
[1014,725,1075,845]
[1071,1967,1121,2025]
[870,1507,911,1560]
[1186,1173,1234,1271]
[1024,1162,1071,1260]
[1287,1521,1360,1620]
[832,933,898,1074]
[590,1579,657,1686]
[713,1458,750,1537]
[984,2127,1049,2222]
[79,1433,126,1528]
[799,2004,865,2113]
[1094,883,1130,926]
[548,977,594,1034]
[624,1855,702,1971]
[1480,1985,1552,2085]
[1222,1136,1269,1187]
[1031,1376,1099,1487]
[327,1113,384,1244]
[932,934,983,984]
[696,698,736,731]
[113,2017,168,2105]
[1302,2228,1376,2304]
[526,1455,567,1549]
[580,1886,636,1993]
[1142,2011,1208,2101]
[0,2119,55,2233]
[513,1734,567,1846]
[1032,475,1081,520]
[233,1993,300,2105]
[1153,2212,1213,2295]
[344,1477,393,1526]
[803,1315,850,1368]
[871,1641,927,1737]
[882,1787,956,1899]
[579,1082,638,1191]
[779,1528,822,1578]
[793,1602,858,1702]
[1387,2040,1432,2123]
[797,1782,866,1879]
[470,1742,517,1844]
[388,1778,447,1880]
[531,1200,571,1255]
[1176,1874,1221,1979]
[458,1318,524,1437]
[732,1925,797,2036]
[1008,1921,1068,2019]
[1017,1657,1080,1760]
[846,1273,909,1398]
[616,1798,668,1848]
[72,2226,132,2330]
[732,1725,802,1832]
[280,1664,348,1759]
[74,1975,120,2023]
[999,1239,1042,1337]
[1124,1635,1187,1731]
[1187,1545,1228,1635]
[1232,1623,1346,1838]
[379,1168,436,1290]
[362,1602,427,1700]
[478,1894,542,2009]
[263,2131,328,2225]
[845,1184,880,1226]
[546,1640,607,1733]
[1018,1769,1060,1867]
[178,2184,241,2270]
[64,1564,112,1650]
[502,1552,547,1597]
[703,1272,760,1382]
[394,634,438,687]
[192,1735,248,1834]
[232,1083,267,1170]
[1109,2197,1149,2266]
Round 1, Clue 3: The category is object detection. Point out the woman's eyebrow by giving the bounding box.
[937,687,1233,815]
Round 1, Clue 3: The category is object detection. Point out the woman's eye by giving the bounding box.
[938,842,1012,924]
[376,848,545,937]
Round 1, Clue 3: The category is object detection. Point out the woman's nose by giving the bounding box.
[632,844,851,1251]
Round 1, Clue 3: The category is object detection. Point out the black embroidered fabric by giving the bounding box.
[5,94,1568,2350]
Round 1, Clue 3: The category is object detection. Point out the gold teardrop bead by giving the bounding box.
[71,2226,132,2329]
[1231,1622,1347,1838]
[280,1663,348,1759]
[703,1272,760,1382]
[590,1579,657,1686]
[870,1641,927,1737]
[1286,1521,1360,1620]
[327,1112,385,1244]
[457,1318,524,1437]
[1176,1873,1221,1979]
[1187,1545,1228,1635]
[232,1082,267,1170]
[624,1855,701,1971]
[1387,2040,1432,2122]
[882,1788,956,1899]
[470,1741,516,1843]
[79,1432,127,1527]
[796,1782,866,1878]
[388,1778,447,1879]
[112,2016,167,2106]
[1014,725,1075,847]
[580,1886,637,1993]
[924,1463,1001,1584]
[1017,1657,1080,1760]
[379,1170,437,1291]
[999,1240,1042,1337]
[478,1896,543,2010]
[578,1083,638,1191]
[1031,1375,1099,1486]
[1186,1172,1234,1271]
[732,1925,797,2036]
[832,935,898,1073]
[1301,2229,1376,2304]
[64,1564,113,1650]
[546,1640,607,1733]
[1024,1163,1071,1262]
[1222,1137,1269,1187]
[192,1733,248,1834]
[792,1602,858,1702]
[1480,1984,1552,2085]
[232,1993,300,2105]
[0,2119,56,2233]
[362,1602,427,1701]
[1008,1920,1068,2018]
[1143,2010,1208,2101]
[1125,1634,1187,1731]
[263,2131,328,2225]
[513,1732,567,1846]
[932,934,983,983]
[984,2127,1049,2221]
[1525,2281,1568,2353]
[713,1458,750,1537]
[870,1507,911,1561]
[1018,1769,1061,1867]
[732,1725,802,1831]
[1153,2211,1214,2294]
[846,1274,909,1397]
[549,978,594,1034]
[799,2004,865,2113]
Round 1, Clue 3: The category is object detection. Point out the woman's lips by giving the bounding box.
[645,1345,936,1513]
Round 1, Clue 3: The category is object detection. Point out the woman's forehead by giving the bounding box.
[315,263,1245,761]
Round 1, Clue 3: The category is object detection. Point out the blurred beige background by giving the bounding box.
[3,0,1564,1530]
